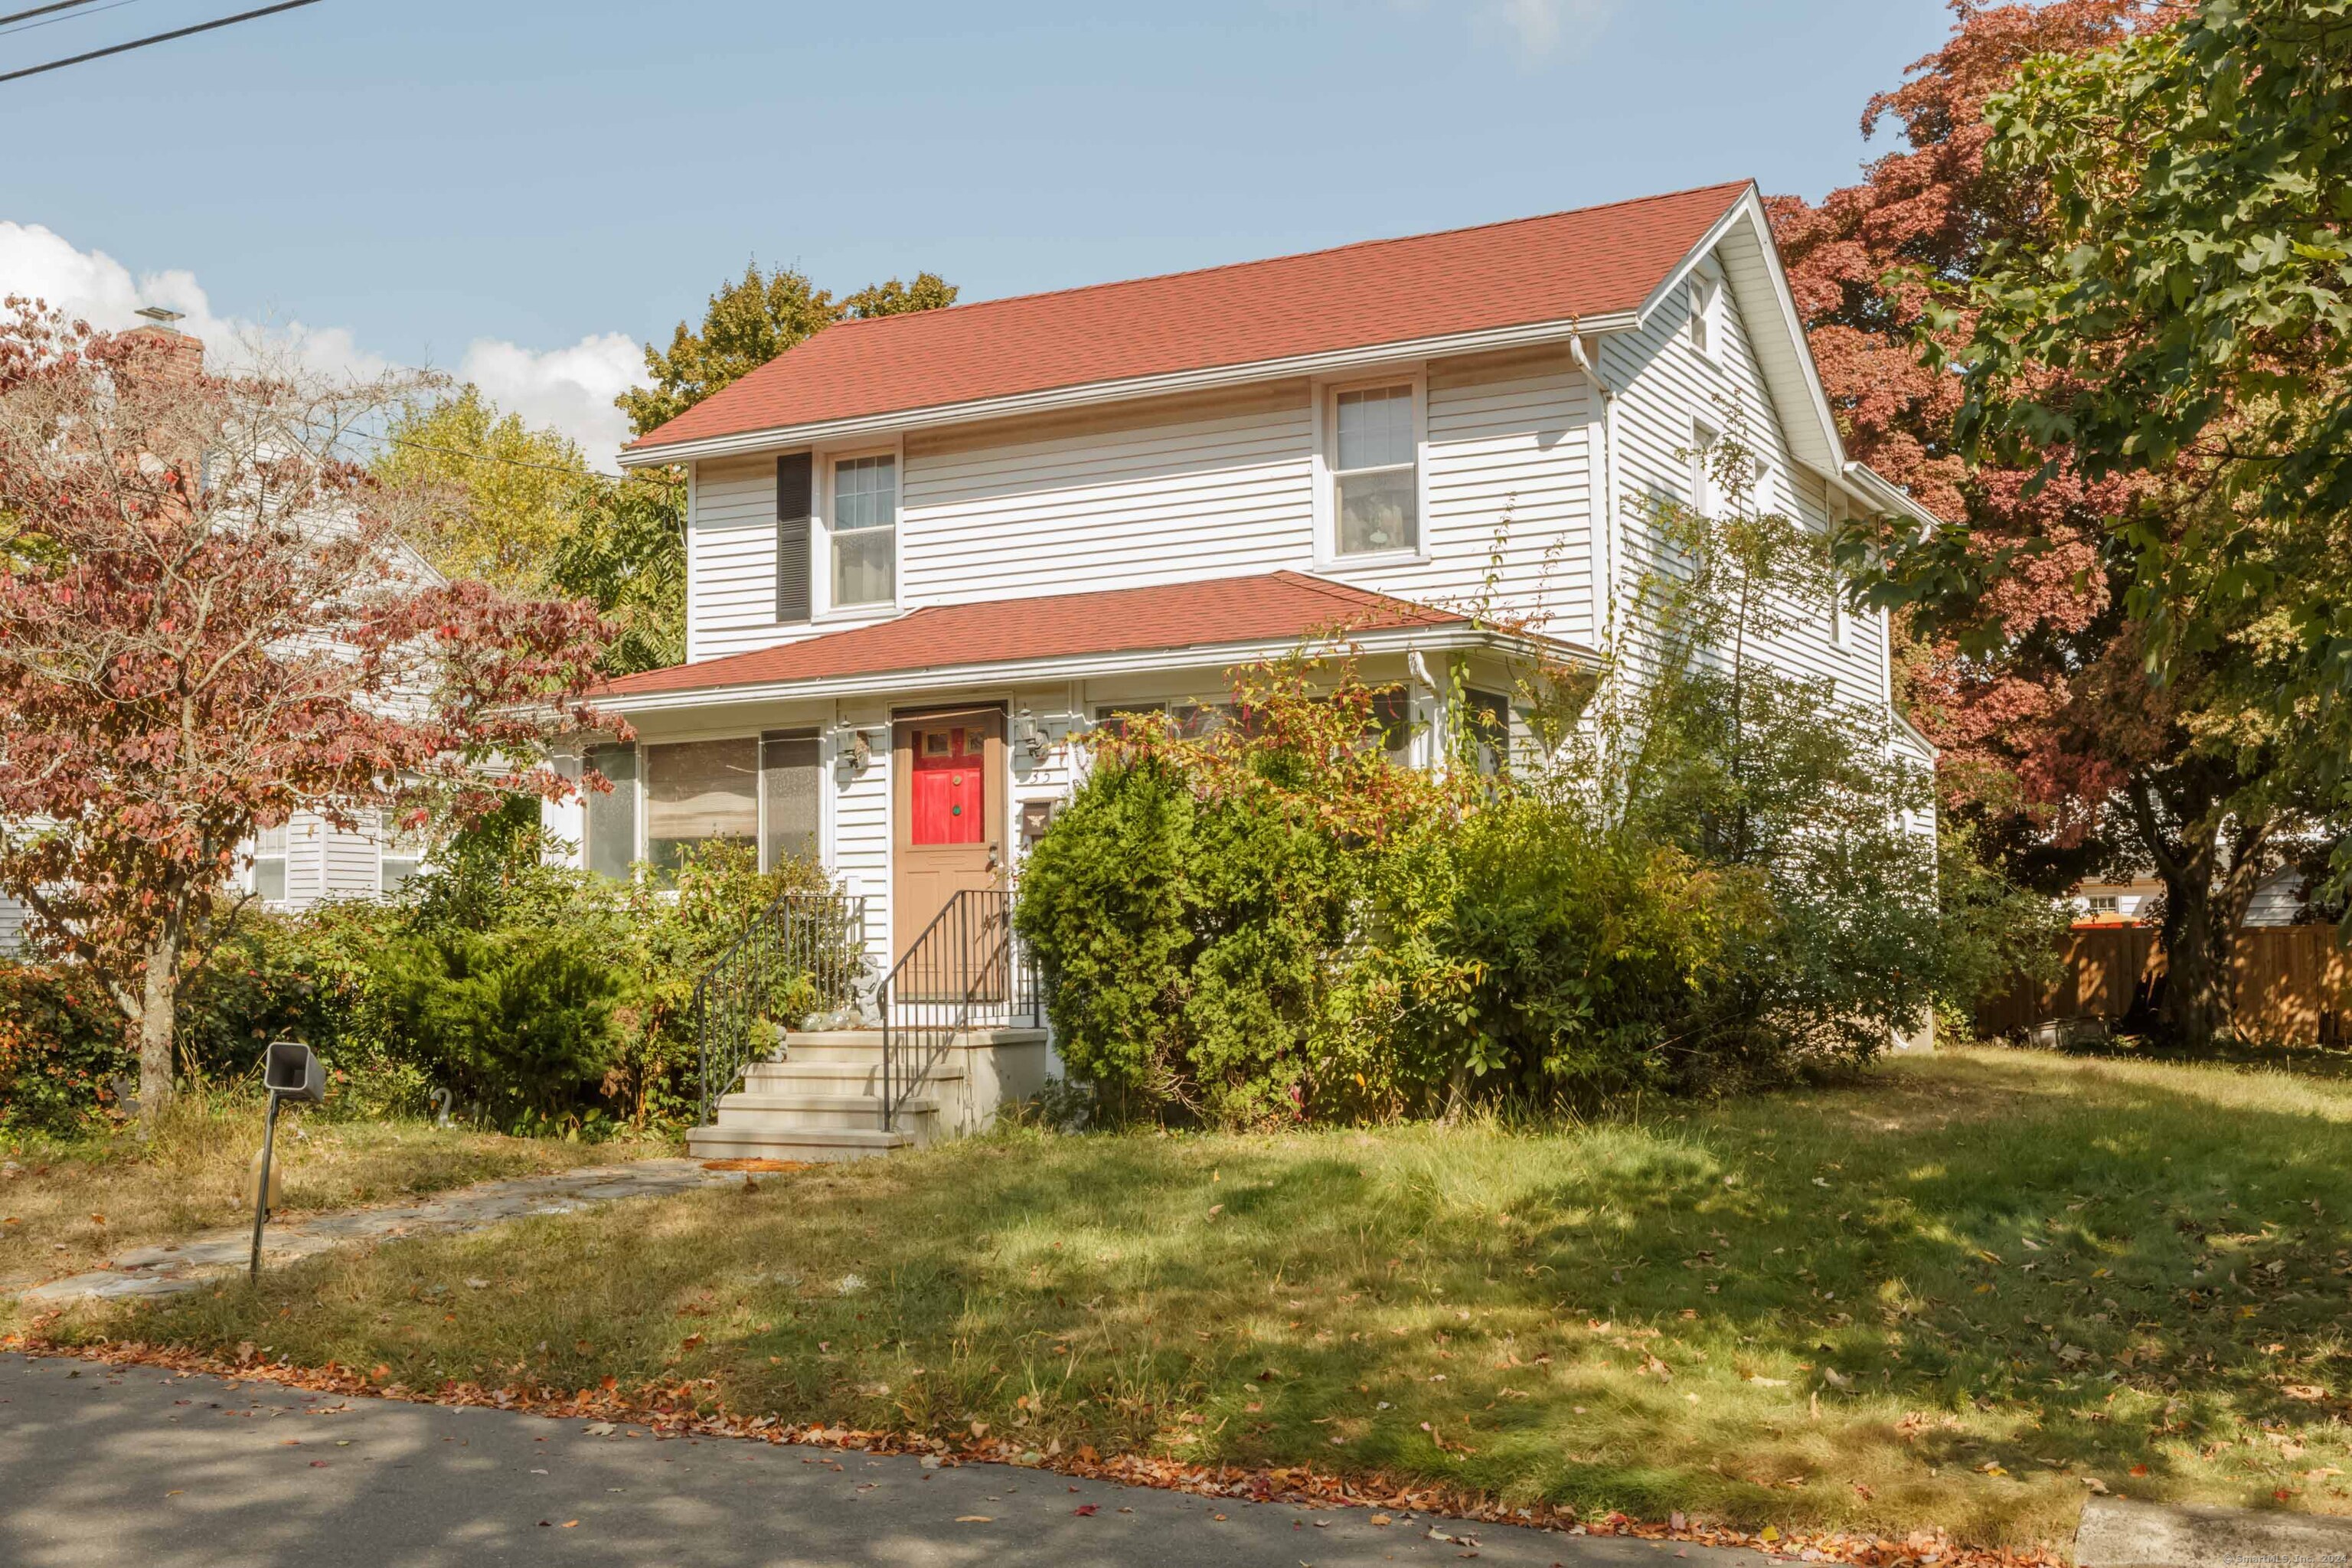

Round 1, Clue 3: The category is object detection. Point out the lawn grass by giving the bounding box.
[1,1096,677,1302]
[45,1048,2352,1547]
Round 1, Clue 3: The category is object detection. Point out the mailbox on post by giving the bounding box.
[249,1039,323,1282]
[264,1038,325,1103]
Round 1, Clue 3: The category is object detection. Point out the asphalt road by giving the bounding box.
[0,1352,1772,1567]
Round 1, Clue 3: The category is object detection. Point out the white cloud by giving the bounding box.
[0,220,646,466]
[1476,0,1621,58]
[1338,0,1619,60]
[459,333,644,472]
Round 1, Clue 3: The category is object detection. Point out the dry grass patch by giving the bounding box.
[51,1049,2352,1549]
[2,1096,675,1301]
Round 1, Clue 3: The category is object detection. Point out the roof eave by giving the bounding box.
[595,622,1589,715]
[1840,460,1945,534]
[618,312,1644,468]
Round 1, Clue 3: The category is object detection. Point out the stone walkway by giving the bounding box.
[7,1158,743,1307]
[2077,1496,2352,1567]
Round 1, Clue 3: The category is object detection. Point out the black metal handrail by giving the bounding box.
[693,886,869,1125]
[878,887,1042,1132]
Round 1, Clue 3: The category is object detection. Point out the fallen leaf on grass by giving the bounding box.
[2282,1385,2327,1402]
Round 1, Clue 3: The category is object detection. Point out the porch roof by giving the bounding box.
[594,571,1555,710]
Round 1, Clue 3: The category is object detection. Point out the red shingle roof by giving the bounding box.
[599,572,1470,699]
[627,182,1750,452]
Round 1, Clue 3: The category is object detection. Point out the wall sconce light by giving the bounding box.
[830,724,873,773]
[1014,706,1051,765]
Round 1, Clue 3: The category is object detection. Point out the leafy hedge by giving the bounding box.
[1018,480,2061,1127]
[0,804,818,1137]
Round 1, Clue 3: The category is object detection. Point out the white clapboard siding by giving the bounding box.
[900,383,1315,606]
[0,892,24,956]
[1601,247,1890,704]
[1328,347,1596,644]
[831,707,893,960]
[686,454,808,662]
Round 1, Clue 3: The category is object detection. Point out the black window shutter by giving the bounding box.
[775,452,812,622]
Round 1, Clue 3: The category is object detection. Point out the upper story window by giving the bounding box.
[1688,270,1725,361]
[1334,384,1418,556]
[831,453,897,607]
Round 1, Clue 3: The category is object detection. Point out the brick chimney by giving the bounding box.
[121,305,206,385]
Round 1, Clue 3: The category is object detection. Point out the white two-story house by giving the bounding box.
[558,181,1938,1158]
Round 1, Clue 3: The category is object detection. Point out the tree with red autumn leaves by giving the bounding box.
[1769,0,2328,1049]
[0,302,622,1123]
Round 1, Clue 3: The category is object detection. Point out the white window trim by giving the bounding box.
[619,728,838,876]
[1826,494,1852,648]
[1312,368,1429,569]
[1688,263,1726,368]
[1689,417,1721,516]
[374,814,421,896]
[812,436,905,622]
[249,821,290,906]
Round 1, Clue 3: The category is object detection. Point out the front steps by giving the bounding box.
[686,1028,1049,1164]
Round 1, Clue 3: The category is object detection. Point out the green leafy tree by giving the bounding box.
[547,472,687,675]
[619,263,957,438]
[374,386,593,590]
[1899,0,2352,1044]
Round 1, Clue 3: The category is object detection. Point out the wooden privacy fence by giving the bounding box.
[1976,923,2350,1047]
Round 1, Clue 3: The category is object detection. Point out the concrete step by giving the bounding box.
[741,1060,963,1094]
[686,1125,913,1163]
[779,1031,885,1063]
[715,1093,936,1130]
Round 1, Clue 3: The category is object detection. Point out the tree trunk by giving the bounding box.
[2145,808,2270,1054]
[2155,863,2232,1050]
[134,902,185,1130]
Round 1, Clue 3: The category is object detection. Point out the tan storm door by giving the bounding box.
[891,707,1007,971]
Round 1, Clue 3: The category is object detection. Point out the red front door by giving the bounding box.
[892,708,1005,984]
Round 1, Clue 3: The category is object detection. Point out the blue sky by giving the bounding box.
[0,0,1955,461]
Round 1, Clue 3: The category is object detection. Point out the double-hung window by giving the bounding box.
[251,823,288,903]
[379,823,425,893]
[1334,384,1418,556]
[831,454,897,608]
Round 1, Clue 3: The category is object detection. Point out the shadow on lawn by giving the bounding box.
[90,1052,2352,1544]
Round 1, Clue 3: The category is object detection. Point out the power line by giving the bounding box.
[0,0,100,27]
[0,0,145,41]
[0,0,320,85]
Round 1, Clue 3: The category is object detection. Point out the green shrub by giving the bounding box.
[1019,433,2050,1125]
[1004,755,1195,1110]
[368,924,622,1123]
[0,959,127,1134]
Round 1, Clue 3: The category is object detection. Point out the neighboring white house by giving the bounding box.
[555,181,1942,1158]
[0,318,440,956]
